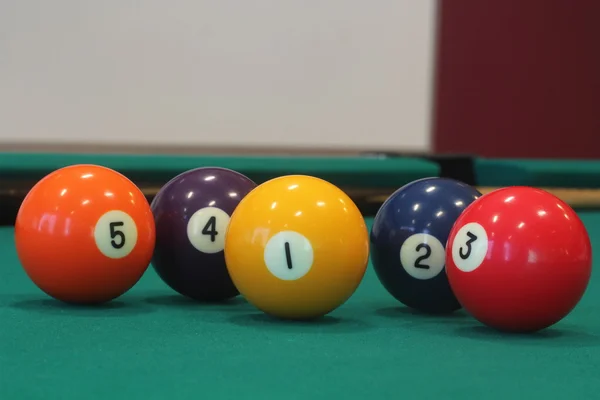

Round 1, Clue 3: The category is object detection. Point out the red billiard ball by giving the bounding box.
[15,164,156,304]
[446,186,592,333]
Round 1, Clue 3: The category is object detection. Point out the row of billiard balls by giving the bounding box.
[14,164,592,333]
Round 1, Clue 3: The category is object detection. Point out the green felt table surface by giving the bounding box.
[474,158,600,188]
[4,152,600,190]
[0,152,439,189]
[2,215,600,400]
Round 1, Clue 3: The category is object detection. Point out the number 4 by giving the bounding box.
[202,216,218,242]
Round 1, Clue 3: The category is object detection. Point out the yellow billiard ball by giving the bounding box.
[224,175,369,320]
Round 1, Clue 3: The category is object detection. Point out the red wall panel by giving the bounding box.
[433,1,600,158]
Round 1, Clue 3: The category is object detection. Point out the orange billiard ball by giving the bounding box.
[224,175,370,320]
[14,164,156,304]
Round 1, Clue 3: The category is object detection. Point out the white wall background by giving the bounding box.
[0,1,437,151]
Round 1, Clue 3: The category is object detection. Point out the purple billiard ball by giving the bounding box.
[150,167,257,301]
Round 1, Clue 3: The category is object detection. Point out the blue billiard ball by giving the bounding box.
[370,177,482,314]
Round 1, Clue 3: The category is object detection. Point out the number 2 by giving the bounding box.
[459,231,477,260]
[202,216,218,242]
[414,243,431,269]
[110,221,125,249]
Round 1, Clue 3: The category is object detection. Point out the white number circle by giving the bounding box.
[187,207,230,254]
[264,231,314,281]
[94,210,138,259]
[400,233,446,280]
[451,222,489,272]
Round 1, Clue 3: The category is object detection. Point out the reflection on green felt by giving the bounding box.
[1,216,600,399]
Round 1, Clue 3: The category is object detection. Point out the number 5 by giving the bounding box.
[110,221,126,249]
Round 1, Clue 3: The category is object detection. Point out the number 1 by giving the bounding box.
[284,242,293,269]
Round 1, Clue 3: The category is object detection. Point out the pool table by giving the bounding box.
[1,152,600,399]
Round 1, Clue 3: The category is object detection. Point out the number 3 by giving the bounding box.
[459,231,477,260]
[451,222,488,273]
